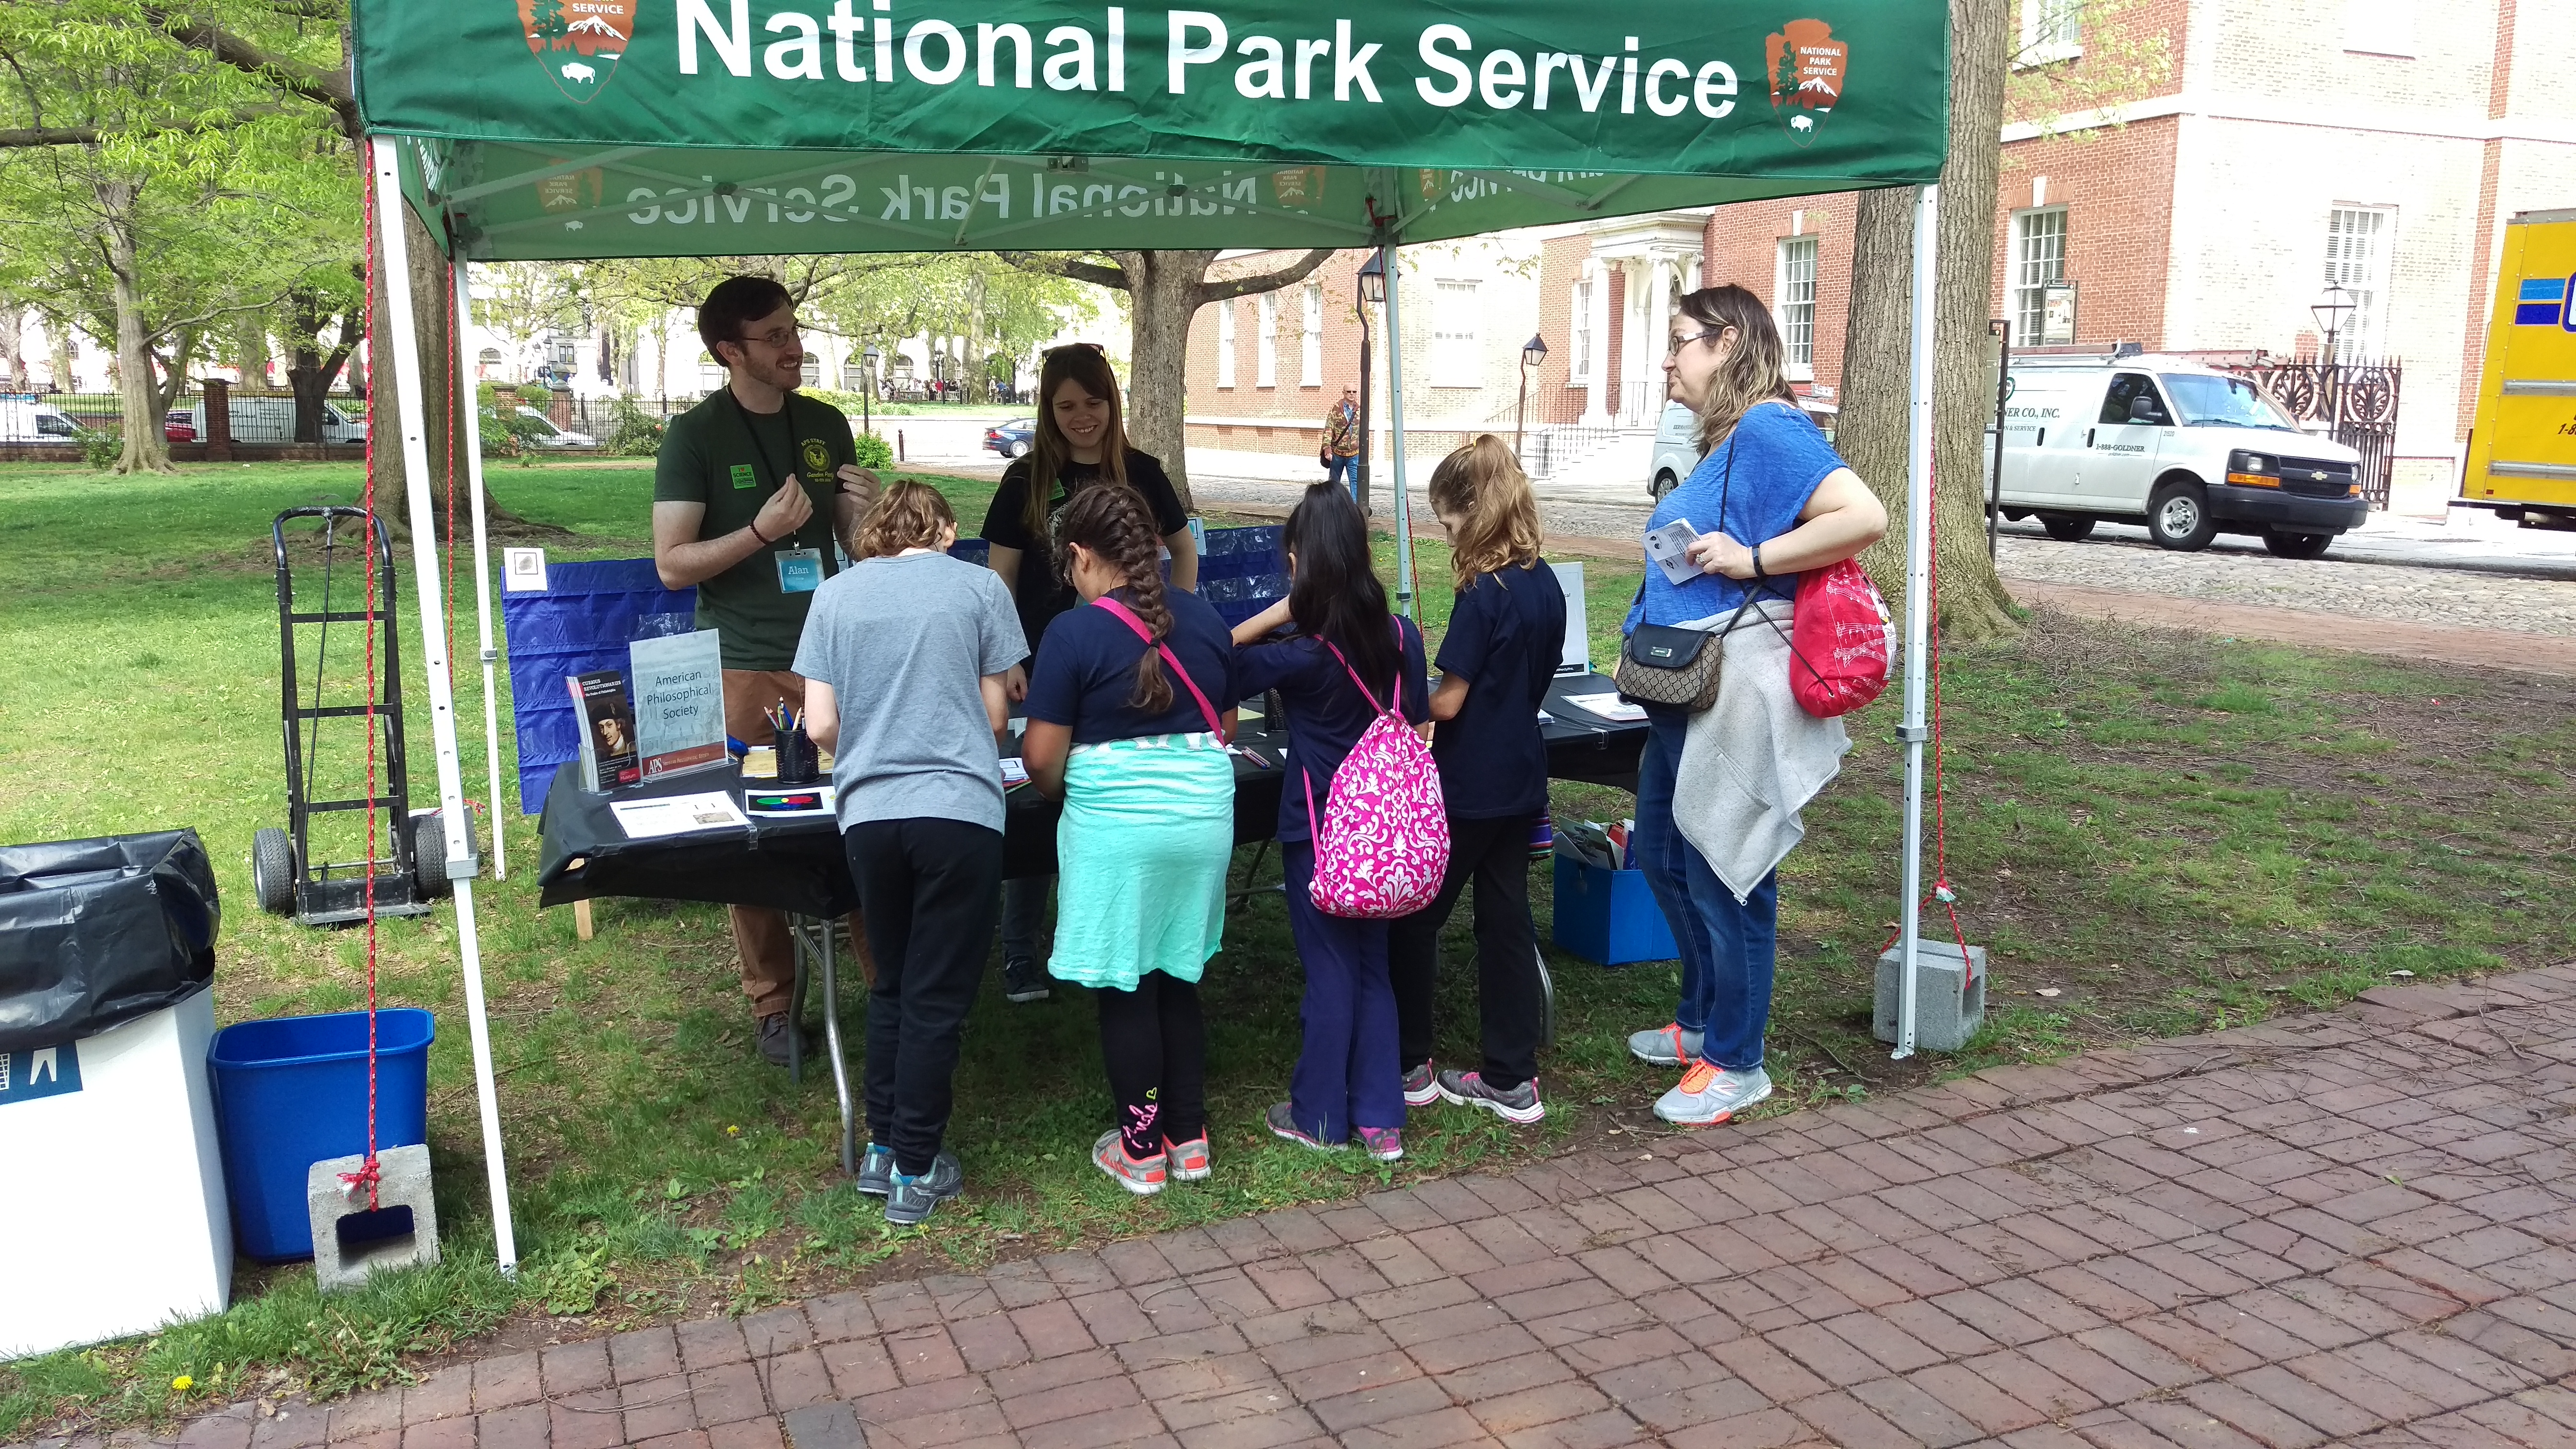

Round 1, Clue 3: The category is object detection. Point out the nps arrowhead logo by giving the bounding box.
[1765,19,1847,148]
[519,0,633,103]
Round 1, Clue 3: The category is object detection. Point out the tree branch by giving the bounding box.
[0,107,292,149]
[146,8,360,138]
[1195,248,1338,304]
[998,251,1129,292]
[141,286,299,348]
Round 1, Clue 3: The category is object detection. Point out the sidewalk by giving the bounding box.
[88,964,2576,1449]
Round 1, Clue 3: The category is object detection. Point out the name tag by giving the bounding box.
[730,463,758,489]
[776,547,824,594]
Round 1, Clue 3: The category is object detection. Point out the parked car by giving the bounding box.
[983,417,1035,459]
[515,406,598,449]
[166,410,197,443]
[1648,402,1697,500]
[1990,354,2367,557]
[190,395,369,445]
[0,398,87,442]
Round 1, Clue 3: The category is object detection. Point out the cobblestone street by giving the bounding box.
[72,964,2576,1449]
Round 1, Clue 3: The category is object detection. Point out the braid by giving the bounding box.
[1054,483,1175,715]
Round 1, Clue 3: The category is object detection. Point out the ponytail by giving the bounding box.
[1053,483,1174,714]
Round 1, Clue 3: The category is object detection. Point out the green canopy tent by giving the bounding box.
[351,0,1955,1271]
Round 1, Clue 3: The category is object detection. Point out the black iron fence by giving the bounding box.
[2215,355,2403,508]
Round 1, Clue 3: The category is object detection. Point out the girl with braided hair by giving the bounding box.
[1021,483,1242,1195]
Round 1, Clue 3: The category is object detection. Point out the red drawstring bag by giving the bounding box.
[1787,558,1895,717]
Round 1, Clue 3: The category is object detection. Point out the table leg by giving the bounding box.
[788,930,806,1087]
[816,918,857,1178]
[573,899,594,940]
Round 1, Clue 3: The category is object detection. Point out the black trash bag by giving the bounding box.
[0,828,219,1052]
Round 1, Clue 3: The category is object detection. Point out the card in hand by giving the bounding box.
[1644,520,1702,586]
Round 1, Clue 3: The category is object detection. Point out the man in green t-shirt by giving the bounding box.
[653,276,880,1068]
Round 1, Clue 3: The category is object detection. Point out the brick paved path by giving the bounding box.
[60,966,2576,1449]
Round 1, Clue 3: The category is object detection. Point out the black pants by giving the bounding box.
[1388,814,1545,1091]
[842,817,1003,1176]
[1095,972,1208,1160]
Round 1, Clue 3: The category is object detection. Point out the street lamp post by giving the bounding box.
[861,345,880,437]
[2310,285,2356,437]
[1356,249,1386,516]
[1515,334,1548,461]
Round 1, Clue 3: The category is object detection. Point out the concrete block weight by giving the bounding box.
[1874,937,1989,1053]
[306,1143,440,1292]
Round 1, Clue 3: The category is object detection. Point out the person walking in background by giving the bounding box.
[1624,285,1885,1127]
[1232,484,1429,1162]
[796,482,1026,1224]
[1321,385,1362,497]
[980,345,1200,1007]
[1390,436,1565,1126]
[1020,485,1241,1196]
[651,275,880,1069]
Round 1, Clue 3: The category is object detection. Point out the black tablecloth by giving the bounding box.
[536,673,1646,920]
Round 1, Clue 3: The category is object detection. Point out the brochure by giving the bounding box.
[1562,691,1649,724]
[630,629,728,780]
[568,670,639,793]
[608,791,751,840]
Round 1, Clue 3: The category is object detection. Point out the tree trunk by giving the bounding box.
[1837,0,2018,641]
[46,315,73,394]
[235,312,273,390]
[97,179,176,474]
[1117,248,1218,514]
[0,302,25,390]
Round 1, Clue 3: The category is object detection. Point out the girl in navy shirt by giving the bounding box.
[1389,437,1565,1126]
[1232,484,1429,1162]
[1022,484,1240,1196]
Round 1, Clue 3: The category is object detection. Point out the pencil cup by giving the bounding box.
[773,727,820,785]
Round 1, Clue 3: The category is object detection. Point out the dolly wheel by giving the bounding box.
[252,828,296,914]
[413,813,455,900]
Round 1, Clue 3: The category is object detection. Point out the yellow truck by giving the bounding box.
[2461,208,2576,529]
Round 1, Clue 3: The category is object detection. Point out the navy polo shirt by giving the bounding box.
[1432,560,1566,820]
[1024,588,1241,744]
[1235,617,1429,843]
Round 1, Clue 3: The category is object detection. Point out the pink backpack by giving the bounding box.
[1301,624,1449,919]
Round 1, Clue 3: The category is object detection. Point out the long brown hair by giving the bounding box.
[1025,345,1131,541]
[853,479,955,559]
[1283,483,1399,695]
[1675,284,1794,453]
[1427,435,1541,590]
[1053,483,1175,715]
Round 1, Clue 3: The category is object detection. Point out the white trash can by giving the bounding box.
[0,987,232,1357]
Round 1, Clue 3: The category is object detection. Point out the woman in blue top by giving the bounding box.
[1626,284,1886,1128]
[1022,484,1241,1197]
[1231,483,1430,1162]
[1389,436,1565,1127]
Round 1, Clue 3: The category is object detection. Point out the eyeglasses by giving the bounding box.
[1667,327,1732,356]
[738,320,803,350]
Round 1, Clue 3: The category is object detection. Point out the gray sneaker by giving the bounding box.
[854,1143,894,1197]
[1655,1063,1772,1127]
[1435,1069,1545,1125]
[1628,1022,1703,1067]
[1401,1061,1439,1107]
[884,1151,964,1225]
[1002,956,1051,1003]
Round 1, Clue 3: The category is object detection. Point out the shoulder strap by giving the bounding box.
[1315,634,1390,716]
[1091,595,1226,736]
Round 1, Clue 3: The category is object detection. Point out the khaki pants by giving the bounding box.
[723,668,871,1014]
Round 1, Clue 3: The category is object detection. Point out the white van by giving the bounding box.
[192,395,369,445]
[1992,355,2367,557]
[0,397,87,442]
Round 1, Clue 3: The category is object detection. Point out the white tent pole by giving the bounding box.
[370,137,520,1271]
[1893,182,1940,1061]
[453,263,509,878]
[1380,243,1417,618]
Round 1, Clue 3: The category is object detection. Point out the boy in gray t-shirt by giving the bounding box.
[795,486,1025,1226]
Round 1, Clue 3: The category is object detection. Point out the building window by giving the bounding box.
[800,355,821,388]
[1300,283,1323,386]
[1571,280,1592,382]
[2323,206,2392,362]
[2344,0,2415,56]
[2011,207,2068,341]
[2016,0,2082,64]
[1217,299,1236,389]
[1257,293,1277,388]
[1432,280,1481,387]
[1775,237,1817,380]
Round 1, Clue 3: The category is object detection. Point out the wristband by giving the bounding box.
[1750,543,1767,580]
[749,519,772,546]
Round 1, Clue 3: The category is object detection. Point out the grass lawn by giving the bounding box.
[3,460,2571,1435]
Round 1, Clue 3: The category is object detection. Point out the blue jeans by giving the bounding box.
[1282,841,1405,1140]
[1324,454,1355,496]
[1632,703,1778,1071]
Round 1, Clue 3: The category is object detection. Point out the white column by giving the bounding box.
[1582,259,1612,425]
[1641,258,1675,424]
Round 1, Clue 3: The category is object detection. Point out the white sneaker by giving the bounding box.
[1628,1022,1703,1067]
[1654,1062,1771,1126]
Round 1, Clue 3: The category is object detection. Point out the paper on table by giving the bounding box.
[1000,757,1030,787]
[1562,692,1648,723]
[608,791,751,840]
[744,785,837,816]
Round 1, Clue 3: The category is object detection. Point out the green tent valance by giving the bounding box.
[358,1,1947,258]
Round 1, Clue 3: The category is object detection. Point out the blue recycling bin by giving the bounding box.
[1552,854,1680,966]
[208,1009,434,1261]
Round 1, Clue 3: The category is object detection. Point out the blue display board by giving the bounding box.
[496,559,694,814]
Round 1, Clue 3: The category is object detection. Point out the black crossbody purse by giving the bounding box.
[1615,435,1757,712]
